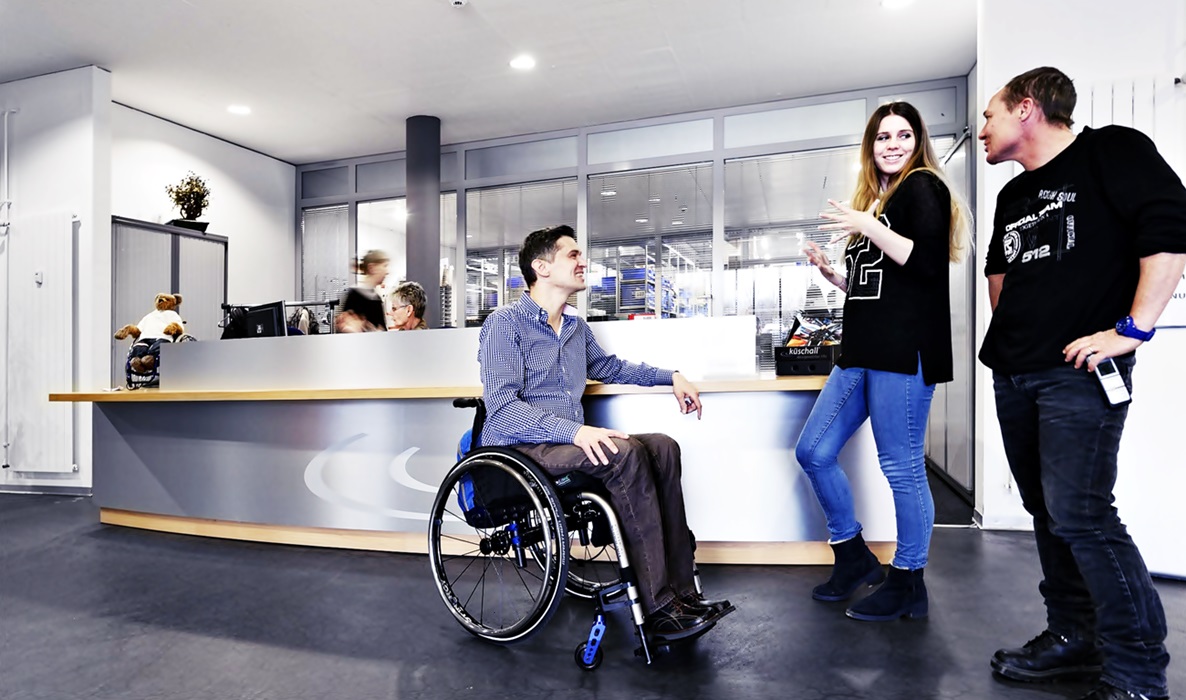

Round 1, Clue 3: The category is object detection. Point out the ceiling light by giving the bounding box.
[880,0,914,8]
[601,189,617,197]
[635,218,648,224]
[648,196,661,203]
[671,220,684,226]
[509,54,536,70]
[227,105,251,115]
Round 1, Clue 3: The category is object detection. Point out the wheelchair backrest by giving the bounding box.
[456,461,535,529]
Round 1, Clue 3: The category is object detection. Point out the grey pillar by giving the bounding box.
[406,115,441,327]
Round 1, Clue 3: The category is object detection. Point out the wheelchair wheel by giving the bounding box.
[428,448,569,644]
[574,642,604,671]
[528,496,624,600]
[562,505,624,599]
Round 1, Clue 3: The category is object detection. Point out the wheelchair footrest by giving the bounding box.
[594,582,633,614]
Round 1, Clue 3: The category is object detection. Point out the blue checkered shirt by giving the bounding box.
[478,294,675,446]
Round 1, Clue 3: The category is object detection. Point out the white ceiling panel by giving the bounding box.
[0,0,976,164]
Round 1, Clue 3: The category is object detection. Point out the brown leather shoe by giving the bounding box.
[680,593,736,620]
[645,599,713,641]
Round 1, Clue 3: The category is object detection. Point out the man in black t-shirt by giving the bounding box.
[979,67,1186,700]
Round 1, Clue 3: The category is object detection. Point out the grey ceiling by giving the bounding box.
[0,0,977,165]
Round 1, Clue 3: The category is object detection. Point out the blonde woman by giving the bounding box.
[795,101,969,621]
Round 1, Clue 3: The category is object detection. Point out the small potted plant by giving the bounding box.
[166,171,211,232]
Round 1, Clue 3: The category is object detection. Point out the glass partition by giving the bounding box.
[358,197,407,287]
[724,145,858,371]
[586,163,713,321]
[440,192,458,327]
[464,179,577,326]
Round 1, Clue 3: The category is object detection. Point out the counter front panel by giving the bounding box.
[93,391,889,544]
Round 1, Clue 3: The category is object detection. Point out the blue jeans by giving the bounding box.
[795,361,936,570]
[993,356,1168,697]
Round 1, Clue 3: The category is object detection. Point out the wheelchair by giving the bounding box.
[427,398,719,670]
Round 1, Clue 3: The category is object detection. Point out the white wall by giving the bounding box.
[111,105,296,306]
[0,67,112,492]
[975,0,1186,575]
[0,69,296,493]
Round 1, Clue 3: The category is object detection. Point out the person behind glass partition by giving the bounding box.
[389,280,429,330]
[336,249,389,333]
[795,101,970,622]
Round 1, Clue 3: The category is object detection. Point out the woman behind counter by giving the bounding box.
[336,249,390,333]
[795,101,969,622]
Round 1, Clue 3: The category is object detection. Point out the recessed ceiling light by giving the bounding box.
[648,196,661,203]
[509,54,536,70]
[880,0,914,8]
[601,189,617,197]
[635,218,648,224]
[671,220,684,226]
[227,105,251,116]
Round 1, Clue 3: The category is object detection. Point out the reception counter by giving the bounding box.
[52,317,894,564]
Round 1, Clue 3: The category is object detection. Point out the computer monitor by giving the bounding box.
[243,301,287,338]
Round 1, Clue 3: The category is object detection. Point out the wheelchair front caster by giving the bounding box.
[574,642,603,671]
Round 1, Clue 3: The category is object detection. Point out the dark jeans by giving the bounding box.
[993,356,1169,697]
[514,434,695,615]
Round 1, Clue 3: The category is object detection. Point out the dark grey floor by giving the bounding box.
[928,466,975,526]
[1,494,1182,700]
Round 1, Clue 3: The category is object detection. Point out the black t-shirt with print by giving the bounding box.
[979,126,1186,374]
[837,170,954,386]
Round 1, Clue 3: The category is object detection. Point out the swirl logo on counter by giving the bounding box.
[303,433,453,520]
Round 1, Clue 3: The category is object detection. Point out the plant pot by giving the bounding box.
[167,219,210,232]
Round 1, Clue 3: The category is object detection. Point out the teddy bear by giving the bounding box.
[114,293,185,374]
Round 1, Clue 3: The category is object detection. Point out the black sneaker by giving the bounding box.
[991,630,1103,683]
[1076,683,1167,700]
[645,599,713,642]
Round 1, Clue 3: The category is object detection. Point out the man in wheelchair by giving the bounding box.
[476,224,733,642]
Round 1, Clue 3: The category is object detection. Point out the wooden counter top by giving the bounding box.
[50,375,826,402]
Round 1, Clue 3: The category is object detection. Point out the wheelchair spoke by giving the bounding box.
[511,558,539,603]
[439,532,481,548]
[439,546,483,562]
[443,549,483,581]
[463,555,492,618]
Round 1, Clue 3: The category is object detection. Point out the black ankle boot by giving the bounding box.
[845,566,927,621]
[812,533,885,602]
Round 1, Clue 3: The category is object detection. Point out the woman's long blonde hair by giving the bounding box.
[852,101,970,262]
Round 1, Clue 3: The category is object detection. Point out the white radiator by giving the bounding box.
[1076,76,1186,326]
[3,211,76,473]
